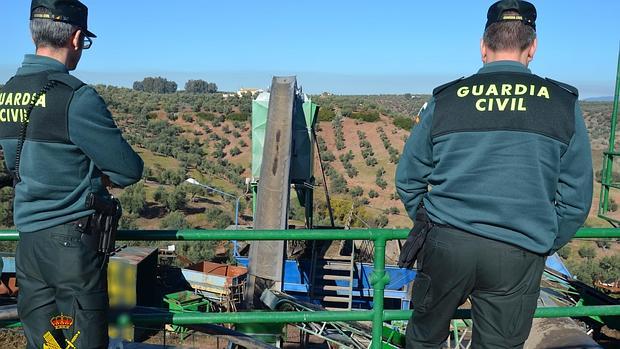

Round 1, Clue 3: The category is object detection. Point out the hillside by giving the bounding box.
[2,89,612,231]
[83,91,620,284]
[0,89,618,281]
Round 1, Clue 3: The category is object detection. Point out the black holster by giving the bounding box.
[398,203,434,269]
[80,192,122,256]
[0,174,11,189]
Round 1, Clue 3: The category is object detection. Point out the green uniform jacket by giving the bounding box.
[396,61,593,254]
[0,55,143,232]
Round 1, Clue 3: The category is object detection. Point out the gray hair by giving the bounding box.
[30,7,78,49]
[483,11,536,52]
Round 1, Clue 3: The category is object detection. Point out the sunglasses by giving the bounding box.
[82,35,92,49]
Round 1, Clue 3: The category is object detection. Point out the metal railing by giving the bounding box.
[0,228,619,349]
[598,48,620,223]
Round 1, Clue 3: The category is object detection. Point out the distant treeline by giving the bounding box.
[133,77,218,94]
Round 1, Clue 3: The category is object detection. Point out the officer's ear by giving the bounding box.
[527,37,538,63]
[71,29,83,51]
[480,38,488,63]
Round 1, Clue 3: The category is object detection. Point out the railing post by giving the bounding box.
[371,233,389,349]
[600,48,620,217]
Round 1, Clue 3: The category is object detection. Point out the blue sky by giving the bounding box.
[1,1,618,97]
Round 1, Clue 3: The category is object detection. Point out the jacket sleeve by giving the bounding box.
[396,98,435,221]
[68,86,144,187]
[553,102,593,253]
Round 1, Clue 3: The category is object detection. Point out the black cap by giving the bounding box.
[30,0,96,38]
[485,0,537,31]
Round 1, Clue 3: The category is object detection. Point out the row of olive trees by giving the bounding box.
[132,77,218,94]
[378,126,401,164]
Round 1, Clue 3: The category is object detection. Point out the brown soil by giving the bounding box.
[317,116,412,228]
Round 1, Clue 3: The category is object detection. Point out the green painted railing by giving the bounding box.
[1,227,619,349]
[598,48,620,223]
[0,227,617,241]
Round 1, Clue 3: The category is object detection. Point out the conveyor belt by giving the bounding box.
[246,77,297,308]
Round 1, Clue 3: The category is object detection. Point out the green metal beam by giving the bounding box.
[599,48,620,218]
[573,228,620,238]
[0,229,409,241]
[371,237,388,347]
[383,305,620,321]
[1,228,619,241]
[124,305,620,326]
[1,226,619,345]
[131,310,372,325]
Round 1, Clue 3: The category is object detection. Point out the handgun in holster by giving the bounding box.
[81,192,122,257]
[397,202,434,269]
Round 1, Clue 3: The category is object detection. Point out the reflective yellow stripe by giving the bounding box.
[501,15,524,20]
[32,13,69,21]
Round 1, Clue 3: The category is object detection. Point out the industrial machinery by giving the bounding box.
[0,53,618,347]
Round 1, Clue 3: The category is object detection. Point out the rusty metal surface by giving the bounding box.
[246,77,296,308]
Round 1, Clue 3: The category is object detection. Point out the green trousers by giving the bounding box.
[16,220,109,349]
[406,226,545,349]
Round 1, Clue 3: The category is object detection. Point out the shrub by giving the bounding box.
[350,111,380,122]
[318,108,336,122]
[226,112,250,121]
[161,211,189,229]
[558,245,572,259]
[346,167,358,178]
[578,245,597,259]
[599,255,620,282]
[330,174,348,194]
[375,214,388,228]
[163,186,187,212]
[376,167,386,177]
[365,157,378,167]
[153,186,166,203]
[369,190,379,198]
[376,177,388,189]
[119,182,147,215]
[386,207,400,215]
[321,151,335,162]
[361,148,374,159]
[596,240,611,249]
[335,140,345,150]
[176,241,220,264]
[212,149,225,159]
[196,112,217,121]
[350,186,364,197]
[230,146,241,157]
[119,213,139,230]
[205,207,234,229]
[393,116,413,130]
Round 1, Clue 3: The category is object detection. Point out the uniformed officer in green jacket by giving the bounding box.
[0,1,143,347]
[396,1,592,348]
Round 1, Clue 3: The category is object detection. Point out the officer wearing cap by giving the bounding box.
[0,1,143,347]
[396,1,592,347]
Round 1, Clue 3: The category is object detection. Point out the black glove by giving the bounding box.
[398,205,434,269]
